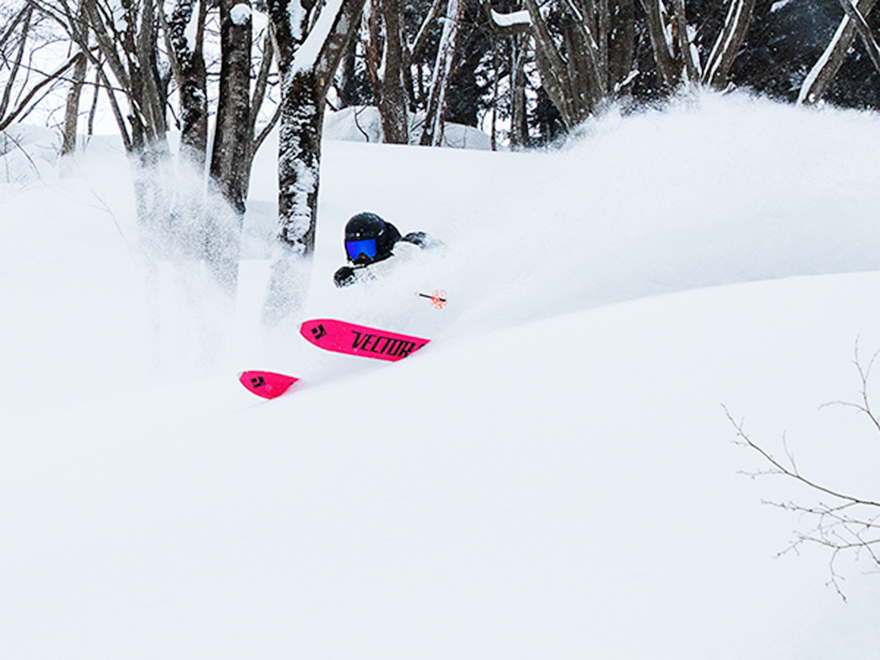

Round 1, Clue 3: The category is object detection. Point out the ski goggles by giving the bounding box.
[346,238,378,261]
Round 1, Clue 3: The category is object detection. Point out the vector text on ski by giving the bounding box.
[350,331,427,357]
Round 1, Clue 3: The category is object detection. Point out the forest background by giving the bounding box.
[3,0,880,319]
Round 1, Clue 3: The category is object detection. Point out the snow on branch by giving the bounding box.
[490,8,530,27]
[291,0,346,73]
[230,3,253,25]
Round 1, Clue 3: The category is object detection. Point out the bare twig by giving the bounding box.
[0,129,40,181]
[820,340,880,435]
[725,343,880,599]
[352,105,371,141]
[0,52,82,131]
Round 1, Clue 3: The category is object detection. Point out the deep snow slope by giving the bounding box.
[2,91,880,658]
[3,273,880,659]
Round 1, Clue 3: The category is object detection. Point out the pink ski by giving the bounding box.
[300,318,430,361]
[239,371,299,399]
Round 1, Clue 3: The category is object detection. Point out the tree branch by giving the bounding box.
[725,343,880,599]
[837,0,880,76]
[0,52,82,132]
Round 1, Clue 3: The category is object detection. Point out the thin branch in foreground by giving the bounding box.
[820,340,880,435]
[724,346,880,600]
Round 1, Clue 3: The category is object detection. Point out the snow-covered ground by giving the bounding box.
[2,91,880,658]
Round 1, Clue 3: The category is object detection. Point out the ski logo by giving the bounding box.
[239,371,299,399]
[300,318,430,362]
[350,330,421,358]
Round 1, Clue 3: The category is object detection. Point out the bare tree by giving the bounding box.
[726,344,880,600]
[30,0,175,233]
[77,0,170,158]
[0,5,35,127]
[0,3,84,132]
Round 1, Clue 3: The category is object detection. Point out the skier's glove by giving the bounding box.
[334,266,356,287]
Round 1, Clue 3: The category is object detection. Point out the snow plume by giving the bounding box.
[319,89,880,335]
[262,75,323,328]
[261,243,314,334]
[88,139,245,377]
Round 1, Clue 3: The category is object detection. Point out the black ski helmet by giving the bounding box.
[344,212,401,264]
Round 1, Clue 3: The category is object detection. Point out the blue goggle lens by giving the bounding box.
[346,238,378,261]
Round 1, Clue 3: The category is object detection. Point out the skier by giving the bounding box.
[333,212,433,287]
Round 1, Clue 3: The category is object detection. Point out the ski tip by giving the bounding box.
[239,371,299,399]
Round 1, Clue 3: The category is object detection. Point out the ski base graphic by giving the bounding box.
[239,320,429,398]
[300,318,430,361]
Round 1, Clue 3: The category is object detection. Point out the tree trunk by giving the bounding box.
[836,0,880,75]
[262,67,325,326]
[798,0,879,104]
[263,0,367,325]
[702,0,756,89]
[510,33,529,147]
[420,0,466,145]
[378,0,410,143]
[205,0,257,291]
[523,0,596,130]
[639,0,680,90]
[667,0,699,81]
[61,51,88,156]
[336,36,361,108]
[211,0,253,216]
[607,0,635,93]
[276,71,323,253]
[165,0,209,167]
[61,1,90,157]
